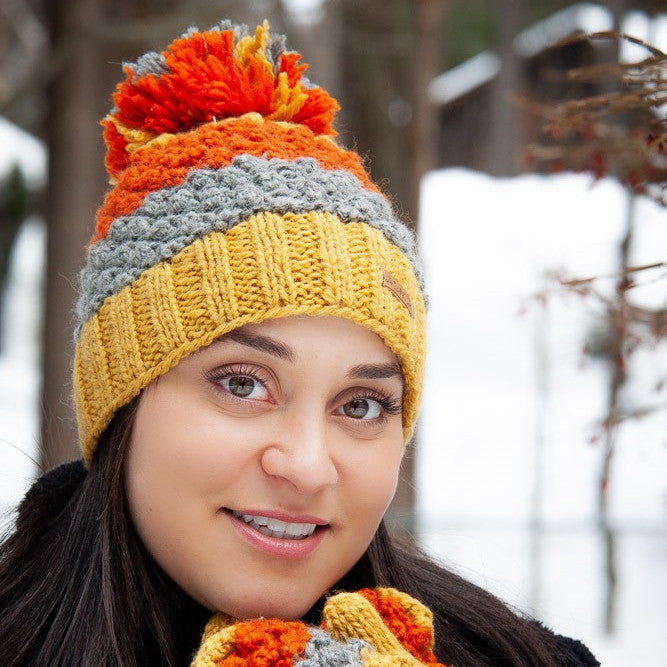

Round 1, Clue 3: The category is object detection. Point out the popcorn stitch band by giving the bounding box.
[73,20,427,463]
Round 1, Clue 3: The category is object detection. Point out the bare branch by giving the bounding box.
[558,262,666,287]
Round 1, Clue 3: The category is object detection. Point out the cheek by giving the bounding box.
[369,454,402,513]
[344,436,404,524]
[124,396,220,539]
[128,395,242,492]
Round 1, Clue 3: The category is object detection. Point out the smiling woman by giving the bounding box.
[0,20,598,667]
[127,316,405,621]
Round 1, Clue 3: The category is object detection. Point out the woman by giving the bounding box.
[0,21,599,666]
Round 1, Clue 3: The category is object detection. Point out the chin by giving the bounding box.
[229,598,315,621]
[205,587,320,621]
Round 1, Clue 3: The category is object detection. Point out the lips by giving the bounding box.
[226,508,328,558]
[231,510,317,539]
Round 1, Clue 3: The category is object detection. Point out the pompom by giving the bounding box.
[103,21,339,180]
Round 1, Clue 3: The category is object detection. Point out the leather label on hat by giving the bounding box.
[381,269,414,317]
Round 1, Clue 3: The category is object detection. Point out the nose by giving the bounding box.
[260,411,338,494]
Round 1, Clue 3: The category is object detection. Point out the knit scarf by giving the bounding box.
[192,587,451,666]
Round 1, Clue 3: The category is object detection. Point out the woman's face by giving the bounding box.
[125,315,405,620]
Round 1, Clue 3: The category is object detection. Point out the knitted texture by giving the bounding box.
[77,155,423,329]
[190,588,451,666]
[73,20,427,460]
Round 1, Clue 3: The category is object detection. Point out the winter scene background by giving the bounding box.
[0,115,665,666]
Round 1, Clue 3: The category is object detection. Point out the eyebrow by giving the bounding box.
[218,330,403,385]
[223,329,295,362]
[346,362,404,384]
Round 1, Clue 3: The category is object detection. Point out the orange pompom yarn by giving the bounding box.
[103,22,339,180]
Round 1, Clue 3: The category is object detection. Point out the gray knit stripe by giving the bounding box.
[77,156,423,331]
[297,628,368,666]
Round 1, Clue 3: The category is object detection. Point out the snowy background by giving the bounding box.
[1,119,666,665]
[417,170,667,666]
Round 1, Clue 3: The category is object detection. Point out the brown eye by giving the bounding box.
[344,399,370,418]
[219,374,269,400]
[342,398,382,420]
[227,376,255,397]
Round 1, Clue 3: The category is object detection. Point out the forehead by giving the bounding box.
[203,315,404,381]
[227,316,396,354]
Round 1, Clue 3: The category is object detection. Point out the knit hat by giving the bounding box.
[73,20,426,462]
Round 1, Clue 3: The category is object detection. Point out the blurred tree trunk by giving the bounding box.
[336,0,447,530]
[598,194,633,635]
[41,0,108,467]
[599,0,628,635]
[487,0,524,175]
[410,0,448,216]
[280,1,341,100]
[337,0,446,228]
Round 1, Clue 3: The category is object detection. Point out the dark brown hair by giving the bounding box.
[0,401,563,666]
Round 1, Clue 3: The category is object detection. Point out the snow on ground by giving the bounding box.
[418,169,667,666]
[0,218,44,523]
[0,115,665,665]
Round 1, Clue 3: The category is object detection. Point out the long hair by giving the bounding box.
[1,402,562,667]
[0,400,209,667]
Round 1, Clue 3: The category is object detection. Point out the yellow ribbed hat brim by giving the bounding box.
[74,211,425,461]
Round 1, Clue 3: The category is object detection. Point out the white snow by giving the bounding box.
[515,3,613,58]
[516,3,666,60]
[0,117,46,525]
[0,218,44,524]
[0,117,46,186]
[417,168,667,666]
[281,0,325,25]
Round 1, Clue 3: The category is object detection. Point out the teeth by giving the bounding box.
[285,522,305,537]
[232,511,317,540]
[267,517,285,532]
[245,514,268,526]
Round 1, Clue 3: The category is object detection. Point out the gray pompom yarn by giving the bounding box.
[124,50,167,78]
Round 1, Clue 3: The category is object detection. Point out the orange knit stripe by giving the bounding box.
[216,619,310,666]
[92,117,378,244]
[357,589,440,664]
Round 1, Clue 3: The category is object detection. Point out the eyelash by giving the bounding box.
[349,390,402,417]
[205,364,272,399]
[204,365,402,418]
